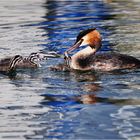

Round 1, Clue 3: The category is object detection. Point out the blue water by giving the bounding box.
[0,0,140,139]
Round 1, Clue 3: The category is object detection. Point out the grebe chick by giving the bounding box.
[0,55,23,73]
[16,51,59,69]
[63,28,140,71]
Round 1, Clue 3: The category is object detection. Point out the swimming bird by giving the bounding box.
[0,55,23,73]
[16,51,59,69]
[0,51,59,74]
[63,28,140,71]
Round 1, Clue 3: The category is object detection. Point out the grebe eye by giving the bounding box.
[90,45,96,49]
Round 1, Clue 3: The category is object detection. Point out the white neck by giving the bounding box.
[70,46,95,70]
[72,46,94,59]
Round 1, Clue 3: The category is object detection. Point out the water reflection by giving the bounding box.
[41,93,140,106]
[72,71,99,82]
[0,0,140,139]
[76,94,140,105]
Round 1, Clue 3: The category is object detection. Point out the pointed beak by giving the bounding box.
[64,39,83,58]
[41,52,60,60]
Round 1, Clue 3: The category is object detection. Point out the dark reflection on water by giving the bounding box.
[41,93,140,106]
[0,0,140,140]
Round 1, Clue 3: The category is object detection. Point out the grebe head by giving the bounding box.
[65,28,102,56]
[28,51,59,62]
[28,52,43,62]
[76,28,102,52]
[26,52,48,67]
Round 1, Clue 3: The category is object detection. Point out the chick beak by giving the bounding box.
[40,52,60,60]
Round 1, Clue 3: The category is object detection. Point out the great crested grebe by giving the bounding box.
[16,51,59,69]
[16,52,45,69]
[0,55,23,73]
[62,28,140,71]
[0,51,58,74]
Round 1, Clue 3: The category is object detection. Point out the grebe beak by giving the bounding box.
[43,51,60,59]
[64,39,83,58]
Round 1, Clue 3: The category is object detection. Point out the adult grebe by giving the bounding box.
[63,28,140,71]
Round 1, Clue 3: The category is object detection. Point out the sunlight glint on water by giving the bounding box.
[0,0,140,139]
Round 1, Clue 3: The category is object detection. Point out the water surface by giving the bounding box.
[0,0,140,139]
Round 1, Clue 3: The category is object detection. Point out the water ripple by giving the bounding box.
[0,0,140,139]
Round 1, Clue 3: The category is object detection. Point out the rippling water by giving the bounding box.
[0,0,140,139]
